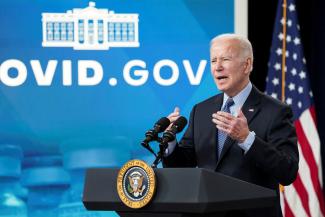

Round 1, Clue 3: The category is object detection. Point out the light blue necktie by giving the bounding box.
[217,98,234,159]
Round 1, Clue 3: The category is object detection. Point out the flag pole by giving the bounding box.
[279,0,287,193]
[281,0,287,102]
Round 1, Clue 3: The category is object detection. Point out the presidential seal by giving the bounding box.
[117,159,156,209]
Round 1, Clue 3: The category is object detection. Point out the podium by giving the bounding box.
[83,168,276,217]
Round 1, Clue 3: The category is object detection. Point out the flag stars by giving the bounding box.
[286,35,292,42]
[280,18,285,25]
[289,3,296,12]
[299,71,306,79]
[267,3,313,114]
[280,18,292,27]
[288,83,295,91]
[297,101,302,108]
[294,37,300,45]
[274,63,281,71]
[286,98,293,105]
[271,93,278,99]
[272,77,280,86]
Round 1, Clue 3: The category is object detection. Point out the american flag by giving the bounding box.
[266,0,325,216]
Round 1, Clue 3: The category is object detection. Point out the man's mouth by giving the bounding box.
[216,76,228,81]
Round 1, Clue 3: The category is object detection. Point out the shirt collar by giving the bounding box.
[222,82,252,115]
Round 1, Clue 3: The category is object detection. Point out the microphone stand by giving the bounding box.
[139,135,170,168]
[151,138,167,168]
[141,142,158,158]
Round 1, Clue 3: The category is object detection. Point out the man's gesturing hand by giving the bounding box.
[212,109,250,143]
[166,107,180,131]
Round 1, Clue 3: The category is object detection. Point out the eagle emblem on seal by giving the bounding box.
[127,171,146,197]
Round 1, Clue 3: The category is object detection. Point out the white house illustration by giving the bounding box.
[41,2,139,50]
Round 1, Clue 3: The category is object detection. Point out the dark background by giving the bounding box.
[248,0,325,192]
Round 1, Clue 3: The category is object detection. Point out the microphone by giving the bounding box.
[142,117,170,143]
[161,116,188,145]
[141,117,170,155]
[151,116,187,168]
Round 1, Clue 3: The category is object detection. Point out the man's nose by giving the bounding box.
[215,61,223,71]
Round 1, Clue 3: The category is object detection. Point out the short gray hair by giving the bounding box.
[210,33,254,63]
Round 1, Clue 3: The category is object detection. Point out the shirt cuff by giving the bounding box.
[238,131,256,154]
[164,139,177,156]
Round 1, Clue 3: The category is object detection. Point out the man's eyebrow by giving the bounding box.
[211,55,232,59]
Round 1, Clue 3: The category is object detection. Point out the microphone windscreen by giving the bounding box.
[173,116,188,133]
[155,117,171,132]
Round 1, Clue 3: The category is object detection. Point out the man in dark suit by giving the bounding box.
[162,34,299,217]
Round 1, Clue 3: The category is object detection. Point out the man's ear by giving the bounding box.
[243,57,252,74]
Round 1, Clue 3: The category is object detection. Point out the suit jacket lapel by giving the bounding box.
[216,86,262,168]
[241,85,262,125]
[207,94,223,168]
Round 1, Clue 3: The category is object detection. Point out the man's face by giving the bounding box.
[210,38,251,97]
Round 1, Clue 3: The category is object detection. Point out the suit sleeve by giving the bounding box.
[245,105,299,186]
[162,106,197,168]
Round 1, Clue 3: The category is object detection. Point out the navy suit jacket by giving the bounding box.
[163,86,299,217]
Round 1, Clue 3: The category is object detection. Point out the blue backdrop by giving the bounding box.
[0,0,235,216]
[0,0,233,155]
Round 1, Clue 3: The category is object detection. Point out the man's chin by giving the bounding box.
[216,85,228,92]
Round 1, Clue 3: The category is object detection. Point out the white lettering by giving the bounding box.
[183,60,207,85]
[30,60,57,86]
[0,59,208,87]
[123,60,148,86]
[153,60,179,86]
[62,60,72,86]
[0,59,27,86]
[78,60,103,86]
